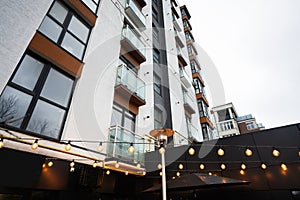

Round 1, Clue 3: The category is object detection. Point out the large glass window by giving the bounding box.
[152,8,158,22]
[110,103,136,132]
[81,0,100,13]
[0,53,75,139]
[153,49,160,64]
[153,73,162,95]
[154,107,163,129]
[38,1,91,60]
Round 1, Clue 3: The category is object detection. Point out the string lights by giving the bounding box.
[217,147,225,156]
[245,147,253,157]
[65,141,72,151]
[31,139,38,150]
[178,163,184,170]
[272,147,280,157]
[199,164,205,170]
[0,138,3,148]
[128,143,134,153]
[98,142,103,153]
[261,163,267,170]
[188,147,195,156]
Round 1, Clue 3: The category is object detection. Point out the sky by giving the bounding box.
[180,0,300,129]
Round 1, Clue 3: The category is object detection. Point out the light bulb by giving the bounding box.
[93,161,98,168]
[128,143,134,153]
[272,148,280,157]
[217,147,225,156]
[281,163,287,171]
[42,163,46,168]
[142,171,146,175]
[172,176,176,179]
[48,161,54,167]
[261,163,267,170]
[0,138,3,148]
[31,139,38,150]
[160,171,163,176]
[178,163,183,170]
[245,148,253,157]
[106,170,110,175]
[176,172,180,177]
[159,147,165,155]
[188,147,195,155]
[125,170,129,175]
[65,141,71,151]
[221,163,226,170]
[240,170,245,175]
[157,163,162,169]
[208,172,212,176]
[70,167,75,172]
[199,164,205,170]
[70,161,75,167]
[241,163,247,170]
[115,162,120,168]
[98,142,103,153]
[298,148,300,157]
[137,163,141,168]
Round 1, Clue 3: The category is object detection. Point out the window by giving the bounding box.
[188,45,193,56]
[153,73,162,95]
[153,49,160,64]
[246,122,255,130]
[111,103,136,132]
[197,99,208,117]
[218,109,231,121]
[154,107,163,129]
[193,78,203,94]
[152,25,159,41]
[152,8,158,22]
[81,0,100,13]
[38,1,91,60]
[119,56,137,74]
[0,53,75,139]
[201,124,209,141]
[153,0,158,6]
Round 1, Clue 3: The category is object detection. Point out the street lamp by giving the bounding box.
[150,128,174,200]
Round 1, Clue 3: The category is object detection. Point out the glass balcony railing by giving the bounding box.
[122,25,146,57]
[107,125,145,164]
[183,92,195,108]
[116,64,145,100]
[179,67,191,88]
[188,123,198,139]
[125,0,146,28]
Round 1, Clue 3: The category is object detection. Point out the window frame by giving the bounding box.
[111,103,136,132]
[153,73,162,96]
[0,51,76,141]
[38,0,92,61]
[153,48,160,64]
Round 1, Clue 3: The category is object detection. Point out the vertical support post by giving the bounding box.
[159,147,167,200]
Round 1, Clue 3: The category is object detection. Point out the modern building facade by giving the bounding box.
[0,0,212,197]
[211,103,264,138]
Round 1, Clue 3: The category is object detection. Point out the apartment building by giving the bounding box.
[0,0,210,197]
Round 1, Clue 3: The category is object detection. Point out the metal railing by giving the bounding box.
[115,64,145,100]
[122,25,146,57]
[107,125,145,164]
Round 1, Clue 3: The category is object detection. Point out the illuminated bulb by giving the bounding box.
[199,164,205,170]
[160,171,163,176]
[272,148,280,157]
[157,163,162,169]
[245,148,253,157]
[188,147,195,155]
[142,171,146,175]
[70,161,75,168]
[240,170,245,175]
[241,163,247,170]
[65,141,71,151]
[137,163,141,168]
[98,142,103,153]
[93,161,98,168]
[125,170,129,175]
[178,163,184,170]
[128,143,134,153]
[42,163,46,168]
[281,163,288,171]
[172,176,176,179]
[0,138,3,148]
[176,172,180,177]
[115,162,120,168]
[106,170,110,175]
[70,167,75,172]
[208,172,212,176]
[220,163,226,170]
[261,163,267,170]
[298,148,300,157]
[217,147,225,156]
[31,139,38,150]
[48,161,53,167]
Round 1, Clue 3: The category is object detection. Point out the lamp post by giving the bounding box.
[150,128,174,200]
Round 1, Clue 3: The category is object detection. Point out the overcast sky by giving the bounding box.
[180,0,300,129]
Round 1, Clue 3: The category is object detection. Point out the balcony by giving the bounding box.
[200,116,214,129]
[172,14,182,32]
[183,92,196,115]
[177,46,188,66]
[115,64,146,107]
[179,67,191,88]
[105,125,146,175]
[192,70,205,86]
[121,25,146,64]
[125,0,146,31]
[187,123,199,141]
[174,30,185,48]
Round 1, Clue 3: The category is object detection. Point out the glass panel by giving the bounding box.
[39,16,63,42]
[41,69,73,107]
[124,115,135,132]
[0,86,32,128]
[81,0,97,12]
[12,55,44,91]
[61,32,85,59]
[49,1,68,23]
[110,107,122,127]
[27,100,65,139]
[68,16,89,43]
